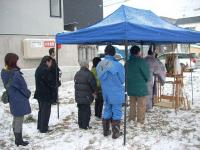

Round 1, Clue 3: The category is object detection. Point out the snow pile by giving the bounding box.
[0,70,200,150]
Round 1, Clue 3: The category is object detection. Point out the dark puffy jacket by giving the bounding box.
[34,64,55,103]
[1,68,31,117]
[74,67,97,104]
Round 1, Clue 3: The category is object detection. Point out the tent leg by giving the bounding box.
[56,44,60,119]
[189,44,194,105]
[124,41,128,146]
[141,42,144,58]
[172,44,174,52]
[191,71,194,105]
[153,43,156,53]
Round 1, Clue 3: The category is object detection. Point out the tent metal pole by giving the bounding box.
[56,44,60,119]
[141,42,144,57]
[189,44,194,105]
[171,44,174,52]
[153,43,156,53]
[123,41,128,146]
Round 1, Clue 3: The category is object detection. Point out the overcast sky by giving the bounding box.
[103,0,200,18]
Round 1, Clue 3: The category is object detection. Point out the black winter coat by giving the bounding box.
[34,64,55,103]
[49,58,61,102]
[74,67,97,104]
[50,58,61,86]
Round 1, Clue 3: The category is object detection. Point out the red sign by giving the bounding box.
[57,44,62,49]
[44,41,55,47]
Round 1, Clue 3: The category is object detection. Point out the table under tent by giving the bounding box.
[55,5,200,145]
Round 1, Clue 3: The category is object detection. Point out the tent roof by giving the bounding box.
[56,5,200,45]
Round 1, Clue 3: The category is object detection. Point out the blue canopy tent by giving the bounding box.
[56,5,200,145]
[56,5,200,45]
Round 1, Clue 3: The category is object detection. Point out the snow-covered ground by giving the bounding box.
[0,70,200,150]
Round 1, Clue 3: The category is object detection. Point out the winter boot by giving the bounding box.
[102,119,111,136]
[111,120,122,139]
[14,132,29,147]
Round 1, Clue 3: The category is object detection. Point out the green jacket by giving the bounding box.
[91,67,101,90]
[127,55,150,96]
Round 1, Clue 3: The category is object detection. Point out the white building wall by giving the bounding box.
[0,0,81,84]
[0,0,63,35]
[0,35,80,87]
[0,35,79,69]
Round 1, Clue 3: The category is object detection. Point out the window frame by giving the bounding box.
[49,0,62,18]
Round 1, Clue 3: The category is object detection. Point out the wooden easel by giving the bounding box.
[154,73,190,112]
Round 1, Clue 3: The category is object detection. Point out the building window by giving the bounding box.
[50,0,61,17]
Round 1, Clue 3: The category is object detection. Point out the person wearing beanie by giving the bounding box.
[96,44,125,139]
[74,60,97,130]
[144,46,166,112]
[127,45,150,125]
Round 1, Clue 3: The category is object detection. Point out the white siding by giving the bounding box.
[0,0,63,35]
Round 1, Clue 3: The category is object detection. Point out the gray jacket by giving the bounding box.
[145,55,166,94]
[144,55,166,110]
[74,67,97,104]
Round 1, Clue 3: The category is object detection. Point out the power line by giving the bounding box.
[103,0,131,7]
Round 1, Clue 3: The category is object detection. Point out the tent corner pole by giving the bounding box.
[124,40,128,146]
[141,41,144,58]
[56,43,60,119]
[189,44,194,105]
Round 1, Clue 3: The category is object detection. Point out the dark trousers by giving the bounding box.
[37,101,51,132]
[77,104,91,129]
[95,93,103,118]
[152,77,157,107]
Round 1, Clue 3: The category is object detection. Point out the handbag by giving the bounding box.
[1,74,14,104]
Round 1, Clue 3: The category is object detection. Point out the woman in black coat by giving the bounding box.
[34,56,55,133]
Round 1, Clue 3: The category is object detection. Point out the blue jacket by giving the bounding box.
[96,55,125,104]
[1,69,31,117]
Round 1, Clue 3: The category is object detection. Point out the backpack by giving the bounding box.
[1,91,9,104]
[1,74,14,104]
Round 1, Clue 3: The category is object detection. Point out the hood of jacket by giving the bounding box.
[96,55,118,80]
